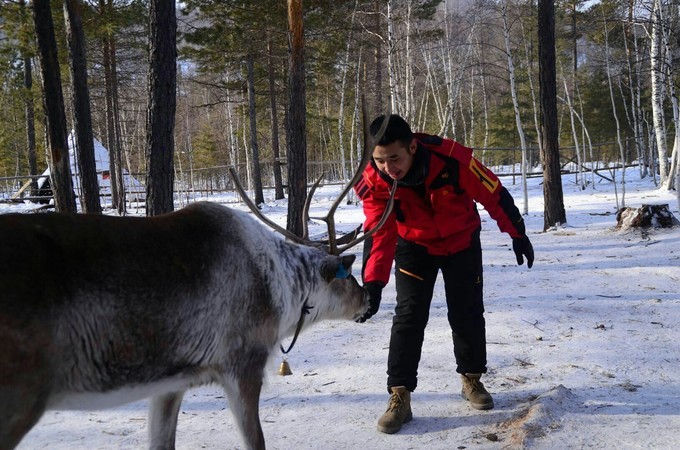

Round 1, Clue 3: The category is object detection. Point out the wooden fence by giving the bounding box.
[0,139,641,206]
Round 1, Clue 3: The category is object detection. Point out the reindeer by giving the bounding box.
[0,108,395,450]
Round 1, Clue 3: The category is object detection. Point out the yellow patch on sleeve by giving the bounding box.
[468,158,499,193]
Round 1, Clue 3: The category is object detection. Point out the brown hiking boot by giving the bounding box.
[377,386,413,434]
[461,373,494,410]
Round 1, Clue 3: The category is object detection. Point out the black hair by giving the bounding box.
[370,114,413,147]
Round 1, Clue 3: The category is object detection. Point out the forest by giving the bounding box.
[0,0,678,210]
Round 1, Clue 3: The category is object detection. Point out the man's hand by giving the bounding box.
[513,236,534,268]
[356,282,384,323]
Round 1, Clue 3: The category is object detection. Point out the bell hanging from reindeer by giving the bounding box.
[277,300,311,376]
[278,357,293,376]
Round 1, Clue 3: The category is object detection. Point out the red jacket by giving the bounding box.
[354,133,526,285]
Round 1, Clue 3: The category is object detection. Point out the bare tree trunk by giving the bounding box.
[650,0,668,185]
[467,70,476,147]
[676,169,680,211]
[224,73,238,168]
[23,54,38,194]
[624,1,647,179]
[145,0,176,216]
[337,0,359,186]
[19,2,38,196]
[102,40,119,209]
[64,0,102,214]
[501,1,528,214]
[373,0,383,114]
[18,0,38,196]
[109,54,126,212]
[246,53,264,206]
[438,20,473,137]
[348,50,363,205]
[242,107,251,189]
[386,0,399,114]
[286,0,307,237]
[422,48,443,129]
[473,29,491,159]
[105,0,126,214]
[631,30,649,179]
[603,16,627,209]
[32,0,77,212]
[538,0,566,230]
[520,14,543,163]
[404,0,414,122]
[660,4,678,191]
[567,0,589,185]
[560,65,585,190]
[266,37,284,200]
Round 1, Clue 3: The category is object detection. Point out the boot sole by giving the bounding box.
[461,393,494,410]
[469,401,494,410]
[377,411,413,434]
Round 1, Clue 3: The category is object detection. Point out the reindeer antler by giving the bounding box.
[227,167,310,246]
[229,97,396,255]
[309,98,394,254]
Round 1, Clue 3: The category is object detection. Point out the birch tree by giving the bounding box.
[560,63,586,189]
[386,0,400,114]
[438,21,473,137]
[659,0,678,190]
[520,16,543,165]
[623,1,648,179]
[223,74,239,170]
[603,14,627,209]
[501,0,529,214]
[337,0,360,185]
[649,0,668,186]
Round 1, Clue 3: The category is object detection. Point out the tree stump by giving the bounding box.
[616,204,680,230]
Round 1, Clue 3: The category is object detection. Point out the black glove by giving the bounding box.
[356,282,384,323]
[513,236,534,268]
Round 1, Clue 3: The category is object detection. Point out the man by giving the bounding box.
[354,114,534,434]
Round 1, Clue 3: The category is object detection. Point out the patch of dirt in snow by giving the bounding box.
[498,385,578,448]
[496,385,579,448]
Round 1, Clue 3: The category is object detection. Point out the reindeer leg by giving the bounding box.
[0,388,47,450]
[222,349,268,450]
[223,376,266,450]
[0,337,50,449]
[148,391,185,450]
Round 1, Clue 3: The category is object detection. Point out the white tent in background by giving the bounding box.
[64,131,145,203]
[18,131,144,205]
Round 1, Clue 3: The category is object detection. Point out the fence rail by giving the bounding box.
[0,139,640,205]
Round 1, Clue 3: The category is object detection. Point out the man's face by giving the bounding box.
[372,139,417,180]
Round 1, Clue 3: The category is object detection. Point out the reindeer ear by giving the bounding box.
[320,254,356,282]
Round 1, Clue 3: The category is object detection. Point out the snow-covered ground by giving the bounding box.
[4,168,679,449]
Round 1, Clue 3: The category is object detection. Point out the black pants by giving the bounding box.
[387,233,486,392]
